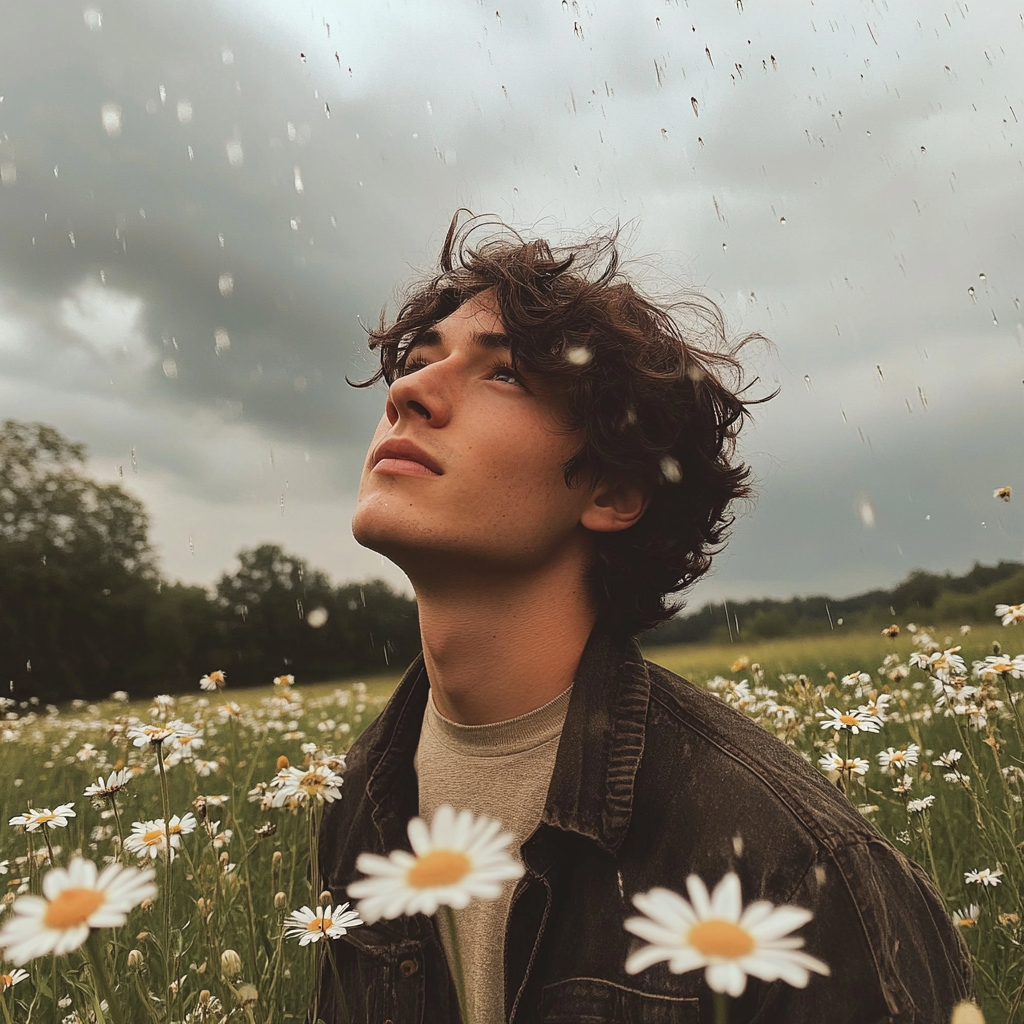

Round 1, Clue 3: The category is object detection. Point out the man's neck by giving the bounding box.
[411,562,598,726]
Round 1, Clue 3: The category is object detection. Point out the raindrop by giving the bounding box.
[177,99,193,124]
[979,272,987,281]
[287,122,297,142]
[917,386,928,409]
[992,310,998,325]
[279,494,286,515]
[919,145,926,154]
[222,47,234,65]
[159,85,166,105]
[324,103,330,119]
[293,166,304,193]
[68,231,76,248]
[131,447,137,473]
[225,138,244,167]
[566,346,592,365]
[218,232,226,247]
[296,599,304,620]
[330,215,337,227]
[691,96,699,117]
[306,607,329,628]
[218,272,234,296]
[290,218,300,231]
[925,514,930,521]
[0,162,16,187]
[705,46,714,67]
[187,145,194,162]
[721,242,727,252]
[215,328,231,353]
[660,455,683,484]
[803,374,812,390]
[876,364,884,381]
[162,358,178,378]
[188,535,195,556]
[293,376,307,392]
[770,55,777,70]
[299,52,307,63]
[779,216,786,225]
[967,286,976,303]
[53,165,59,177]
[857,496,876,529]
[99,269,106,284]
[83,7,102,30]
[101,102,123,137]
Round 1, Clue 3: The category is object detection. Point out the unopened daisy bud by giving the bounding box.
[127,949,145,971]
[193,795,208,820]
[950,1002,986,1024]
[199,989,211,1007]
[219,851,229,867]
[196,897,207,914]
[274,891,288,910]
[220,948,243,979]
[140,897,155,913]
[272,850,283,871]
[277,754,290,770]
[136,931,152,943]
[236,983,258,1008]
[319,890,332,906]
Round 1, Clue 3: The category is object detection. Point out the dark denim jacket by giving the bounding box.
[313,621,972,1023]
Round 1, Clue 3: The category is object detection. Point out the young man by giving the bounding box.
[313,213,971,1023]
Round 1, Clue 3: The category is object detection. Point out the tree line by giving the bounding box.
[646,560,1024,647]
[0,420,419,703]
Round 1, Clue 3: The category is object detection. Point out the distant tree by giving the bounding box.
[0,419,162,700]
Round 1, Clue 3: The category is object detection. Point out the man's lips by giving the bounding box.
[371,438,443,476]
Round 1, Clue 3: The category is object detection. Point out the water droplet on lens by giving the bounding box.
[293,166,304,193]
[0,162,16,186]
[162,358,178,378]
[101,102,123,136]
[214,328,230,353]
[968,286,976,303]
[660,455,683,483]
[566,346,592,365]
[225,137,244,167]
[83,7,102,31]
[177,100,193,124]
[779,216,786,225]
[691,96,699,116]
[218,273,234,296]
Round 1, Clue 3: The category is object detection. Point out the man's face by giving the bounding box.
[351,291,598,579]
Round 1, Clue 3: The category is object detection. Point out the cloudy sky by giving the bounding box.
[1,0,1021,612]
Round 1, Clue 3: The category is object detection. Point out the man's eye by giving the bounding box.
[397,357,428,376]
[491,364,521,385]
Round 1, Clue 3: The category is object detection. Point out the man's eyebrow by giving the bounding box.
[403,327,511,353]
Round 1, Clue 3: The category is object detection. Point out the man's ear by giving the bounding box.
[580,476,652,534]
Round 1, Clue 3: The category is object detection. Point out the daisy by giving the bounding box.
[624,872,830,997]
[859,693,892,723]
[199,670,226,692]
[933,749,964,769]
[167,813,197,839]
[841,671,871,687]
[0,967,28,992]
[274,674,295,687]
[127,724,175,747]
[953,905,980,928]
[996,603,1024,626]
[877,745,920,771]
[123,819,179,860]
[976,655,1024,680]
[284,904,363,945]
[84,768,133,798]
[270,765,344,808]
[818,753,869,776]
[965,867,1003,887]
[818,707,880,735]
[0,857,156,965]
[347,805,524,923]
[906,796,935,813]
[193,759,220,777]
[9,804,77,832]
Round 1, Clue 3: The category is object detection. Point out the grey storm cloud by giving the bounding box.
[0,0,1021,604]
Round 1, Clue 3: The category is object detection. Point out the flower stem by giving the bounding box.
[713,991,730,1024]
[83,930,123,1024]
[441,906,472,1024]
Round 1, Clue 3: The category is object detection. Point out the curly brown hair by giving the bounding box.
[350,211,772,637]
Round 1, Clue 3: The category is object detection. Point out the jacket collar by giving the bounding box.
[362,615,650,856]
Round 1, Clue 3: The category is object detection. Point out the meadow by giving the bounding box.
[0,610,1021,1023]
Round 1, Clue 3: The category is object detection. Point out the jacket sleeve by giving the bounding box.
[748,836,973,1024]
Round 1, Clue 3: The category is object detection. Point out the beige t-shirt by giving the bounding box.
[413,686,572,1024]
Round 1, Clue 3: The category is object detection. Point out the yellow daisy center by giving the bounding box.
[407,850,471,889]
[0,975,13,991]
[839,714,859,725]
[143,829,165,845]
[687,919,755,959]
[34,814,57,824]
[308,916,332,931]
[43,888,105,930]
[301,773,327,792]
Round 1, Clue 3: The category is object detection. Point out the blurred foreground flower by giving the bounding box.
[0,857,156,965]
[347,805,524,923]
[624,872,829,997]
[284,903,363,945]
[996,603,1024,626]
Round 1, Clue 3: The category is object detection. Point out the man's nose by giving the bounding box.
[385,364,452,427]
